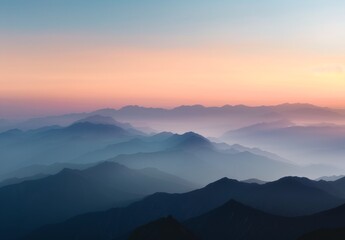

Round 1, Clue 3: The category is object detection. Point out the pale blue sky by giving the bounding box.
[1,0,344,50]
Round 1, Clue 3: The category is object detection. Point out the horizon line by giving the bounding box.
[3,102,343,121]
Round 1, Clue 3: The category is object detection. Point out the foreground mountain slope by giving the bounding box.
[185,199,345,240]
[185,200,296,240]
[0,162,194,240]
[299,227,345,240]
[127,216,199,240]
[22,176,345,240]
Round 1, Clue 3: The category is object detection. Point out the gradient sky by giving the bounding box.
[1,0,345,118]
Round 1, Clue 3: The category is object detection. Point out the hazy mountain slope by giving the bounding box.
[0,162,95,181]
[0,162,195,240]
[316,175,345,181]
[109,133,300,184]
[22,176,345,240]
[222,122,345,167]
[0,122,139,175]
[0,124,297,183]
[0,173,48,188]
[73,136,172,164]
[76,115,145,135]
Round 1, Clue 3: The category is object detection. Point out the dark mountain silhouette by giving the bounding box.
[127,216,199,240]
[0,162,195,240]
[185,200,296,240]
[299,227,345,240]
[22,176,345,240]
[185,199,345,240]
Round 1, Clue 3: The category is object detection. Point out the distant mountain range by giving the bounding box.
[0,162,195,240]
[222,120,345,166]
[1,103,344,135]
[21,175,345,240]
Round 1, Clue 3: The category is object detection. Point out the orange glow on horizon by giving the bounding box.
[1,41,345,115]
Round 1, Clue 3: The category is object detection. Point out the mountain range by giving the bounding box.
[1,104,345,239]
[0,118,144,175]
[0,162,195,240]
[2,103,344,135]
[0,117,324,184]
[222,120,345,167]
[21,175,345,240]
[25,197,345,240]
[107,132,342,183]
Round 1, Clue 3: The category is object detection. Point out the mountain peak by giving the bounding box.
[205,177,239,189]
[120,105,165,111]
[186,198,269,228]
[271,176,313,187]
[75,115,137,131]
[76,115,117,125]
[128,215,199,240]
[170,132,213,150]
[173,105,206,111]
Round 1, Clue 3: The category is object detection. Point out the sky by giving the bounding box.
[1,0,345,118]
